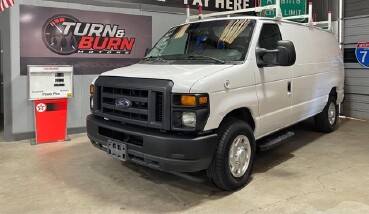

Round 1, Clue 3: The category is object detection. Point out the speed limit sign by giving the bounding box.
[356,42,369,68]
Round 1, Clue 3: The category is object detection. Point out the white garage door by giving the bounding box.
[343,0,369,120]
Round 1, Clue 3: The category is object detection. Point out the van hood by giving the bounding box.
[101,63,234,92]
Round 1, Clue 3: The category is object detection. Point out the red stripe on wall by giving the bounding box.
[0,1,4,11]
[6,0,12,7]
[0,0,14,12]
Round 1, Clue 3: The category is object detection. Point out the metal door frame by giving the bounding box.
[0,29,3,122]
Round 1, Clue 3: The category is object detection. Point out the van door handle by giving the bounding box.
[287,81,292,95]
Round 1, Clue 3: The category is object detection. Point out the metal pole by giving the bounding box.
[339,0,344,49]
[308,2,313,26]
[328,11,332,32]
[198,0,203,20]
[186,4,190,22]
[275,0,282,19]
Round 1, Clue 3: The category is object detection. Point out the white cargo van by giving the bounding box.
[87,7,344,190]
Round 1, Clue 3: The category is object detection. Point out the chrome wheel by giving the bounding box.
[229,135,251,178]
[328,102,336,125]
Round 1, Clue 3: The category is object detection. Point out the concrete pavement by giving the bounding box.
[1,118,369,213]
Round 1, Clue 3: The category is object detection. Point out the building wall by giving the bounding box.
[1,0,187,141]
[344,0,369,18]
[310,0,339,21]
[0,9,12,140]
[343,0,369,119]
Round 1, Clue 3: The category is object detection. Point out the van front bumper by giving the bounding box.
[86,115,218,172]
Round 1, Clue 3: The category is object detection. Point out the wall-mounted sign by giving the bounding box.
[20,5,152,75]
[261,0,306,20]
[356,42,369,68]
[28,65,74,100]
[128,0,255,11]
[42,15,136,55]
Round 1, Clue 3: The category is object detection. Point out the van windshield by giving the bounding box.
[144,19,256,64]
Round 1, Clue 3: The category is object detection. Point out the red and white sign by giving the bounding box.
[20,5,152,75]
[36,103,47,113]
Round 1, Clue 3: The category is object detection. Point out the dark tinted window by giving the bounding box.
[258,24,282,50]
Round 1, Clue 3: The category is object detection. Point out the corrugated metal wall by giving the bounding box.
[345,0,369,17]
[343,0,369,119]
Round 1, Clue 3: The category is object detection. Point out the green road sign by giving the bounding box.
[261,0,306,21]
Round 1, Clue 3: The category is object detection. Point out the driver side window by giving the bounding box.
[258,24,282,50]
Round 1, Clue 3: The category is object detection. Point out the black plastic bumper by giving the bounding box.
[86,114,218,172]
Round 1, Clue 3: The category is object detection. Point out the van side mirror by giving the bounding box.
[145,48,152,56]
[277,40,296,66]
[256,40,296,68]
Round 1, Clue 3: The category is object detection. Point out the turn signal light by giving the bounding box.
[199,97,208,105]
[181,95,196,106]
[90,84,95,94]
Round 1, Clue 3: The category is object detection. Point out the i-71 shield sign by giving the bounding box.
[261,0,306,20]
[356,42,369,68]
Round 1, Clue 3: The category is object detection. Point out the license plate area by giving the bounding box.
[107,140,127,161]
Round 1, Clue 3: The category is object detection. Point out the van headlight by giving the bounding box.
[182,112,196,128]
[172,93,209,131]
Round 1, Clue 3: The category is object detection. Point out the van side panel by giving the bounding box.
[279,23,344,125]
[190,62,260,132]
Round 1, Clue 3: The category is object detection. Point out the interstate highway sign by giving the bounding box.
[261,0,306,21]
[356,42,369,68]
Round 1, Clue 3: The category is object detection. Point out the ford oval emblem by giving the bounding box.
[115,98,132,109]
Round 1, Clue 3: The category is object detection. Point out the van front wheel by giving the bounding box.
[207,119,255,191]
[315,97,339,133]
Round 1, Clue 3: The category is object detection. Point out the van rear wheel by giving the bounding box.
[207,119,255,191]
[314,96,339,133]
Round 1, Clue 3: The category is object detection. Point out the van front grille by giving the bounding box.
[92,76,172,130]
[155,92,163,122]
[101,87,150,122]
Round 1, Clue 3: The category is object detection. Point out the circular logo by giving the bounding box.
[36,103,47,113]
[115,98,132,109]
[42,15,79,55]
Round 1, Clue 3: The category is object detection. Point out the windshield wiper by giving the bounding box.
[185,55,225,64]
[142,56,167,63]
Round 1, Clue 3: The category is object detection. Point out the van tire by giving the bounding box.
[314,97,338,133]
[207,118,255,191]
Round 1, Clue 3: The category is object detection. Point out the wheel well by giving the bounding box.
[222,108,255,131]
[330,87,337,98]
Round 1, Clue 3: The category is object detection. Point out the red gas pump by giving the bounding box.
[34,99,68,143]
[28,65,73,144]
